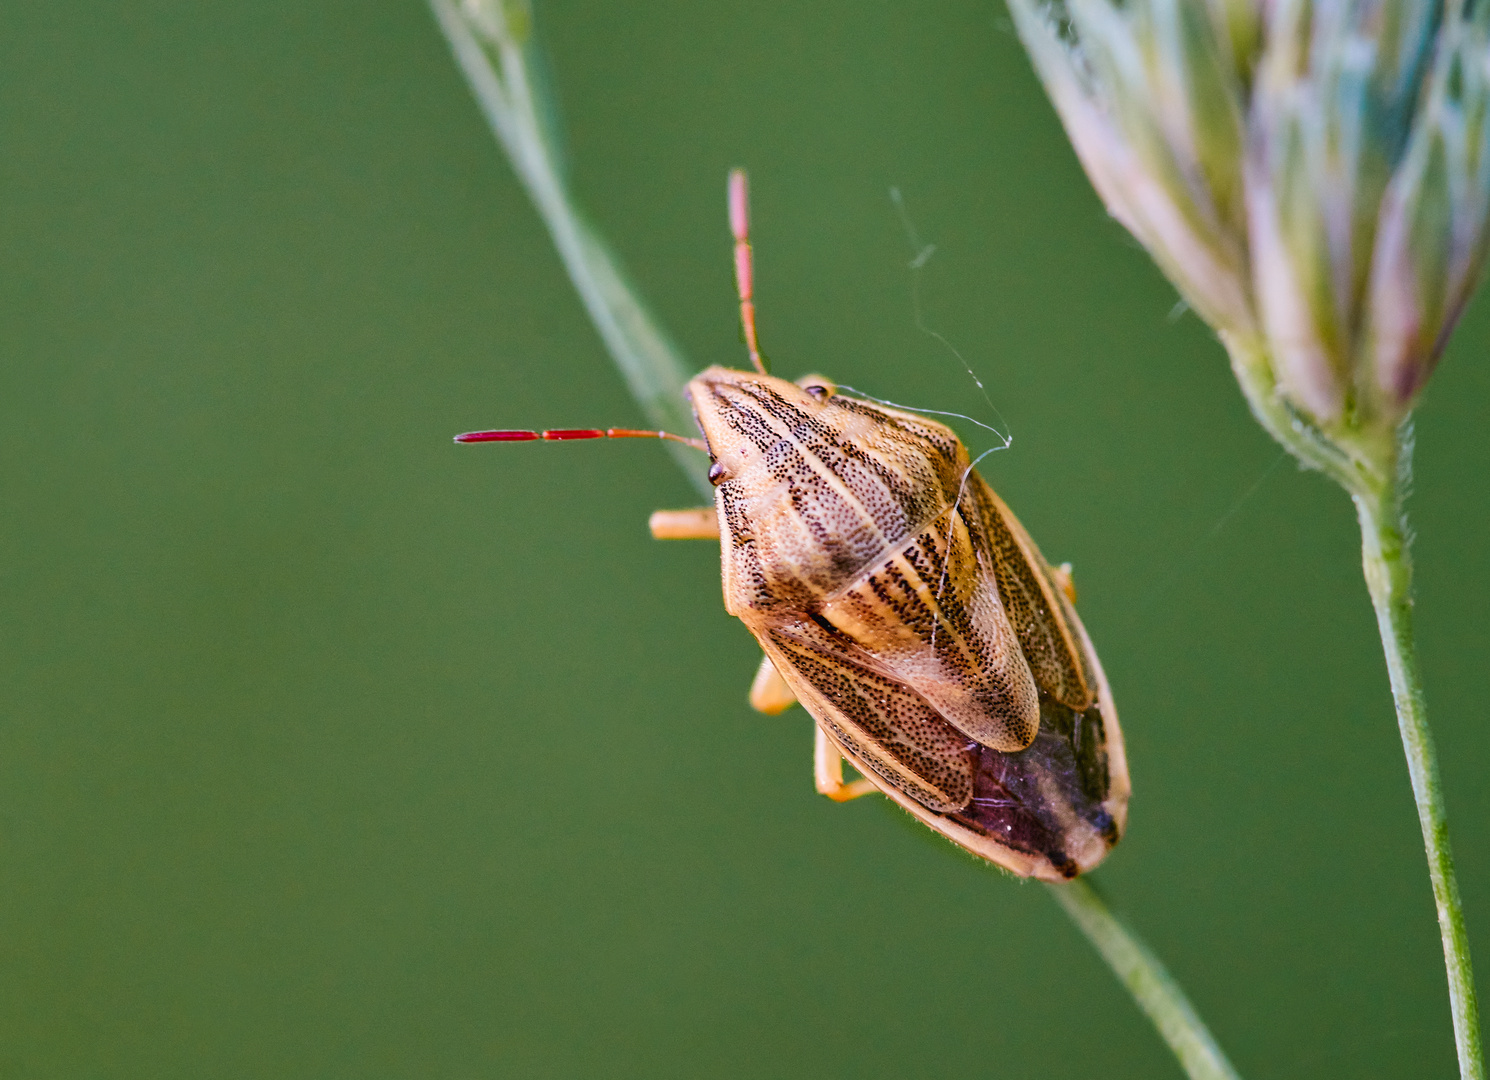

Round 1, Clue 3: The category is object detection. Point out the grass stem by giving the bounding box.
[1356,450,1484,1080]
[1227,335,1483,1079]
[428,5,1247,1075]
[427,0,710,496]
[1049,880,1241,1080]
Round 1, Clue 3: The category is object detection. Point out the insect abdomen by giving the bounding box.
[687,367,1129,880]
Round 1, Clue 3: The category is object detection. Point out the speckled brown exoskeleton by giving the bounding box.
[457,171,1130,881]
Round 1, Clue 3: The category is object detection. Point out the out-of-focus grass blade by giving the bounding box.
[427,0,712,496]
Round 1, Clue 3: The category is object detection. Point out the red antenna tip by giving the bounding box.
[728,169,749,242]
[454,430,538,443]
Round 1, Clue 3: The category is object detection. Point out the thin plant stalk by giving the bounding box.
[427,0,711,496]
[428,3,1242,1076]
[1050,880,1241,1080]
[1005,0,1488,1061]
[1227,337,1484,1080]
[1357,450,1484,1080]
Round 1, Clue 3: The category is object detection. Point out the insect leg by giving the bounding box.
[749,654,797,714]
[814,725,879,803]
[648,507,720,540]
[1052,561,1077,604]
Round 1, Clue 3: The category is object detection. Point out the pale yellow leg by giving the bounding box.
[814,725,878,802]
[749,654,798,714]
[649,507,720,540]
[1053,561,1078,604]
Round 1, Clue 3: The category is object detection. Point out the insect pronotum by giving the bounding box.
[458,171,1130,881]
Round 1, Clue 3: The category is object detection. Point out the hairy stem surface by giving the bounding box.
[1228,336,1483,1078]
[1356,456,1484,1080]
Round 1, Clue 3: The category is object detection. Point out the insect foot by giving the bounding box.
[685,365,1129,881]
[460,169,1130,882]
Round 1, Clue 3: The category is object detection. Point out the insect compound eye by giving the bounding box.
[707,461,727,485]
[796,374,836,400]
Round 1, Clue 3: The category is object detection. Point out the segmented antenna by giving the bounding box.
[456,170,768,449]
[454,427,708,451]
[729,169,768,375]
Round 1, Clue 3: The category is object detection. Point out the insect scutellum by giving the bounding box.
[458,170,1130,881]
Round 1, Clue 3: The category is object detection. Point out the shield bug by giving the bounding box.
[458,171,1130,881]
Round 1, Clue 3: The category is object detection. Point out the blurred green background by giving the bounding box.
[1,1,1486,1077]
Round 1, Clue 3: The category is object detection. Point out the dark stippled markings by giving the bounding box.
[751,390,956,540]
[767,620,975,812]
[821,505,1040,751]
[718,481,774,610]
[688,369,1126,878]
[708,376,1045,748]
[708,385,900,608]
[751,389,928,547]
[828,398,968,500]
[740,383,967,544]
[774,614,1115,877]
[898,517,986,665]
[766,438,877,581]
[966,477,1095,710]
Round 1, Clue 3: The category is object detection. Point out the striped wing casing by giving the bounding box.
[687,367,1129,880]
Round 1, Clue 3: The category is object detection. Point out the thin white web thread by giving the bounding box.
[884,187,1018,656]
[1147,449,1289,603]
[840,191,1015,676]
[888,186,1015,449]
[833,407,1009,659]
[886,192,1285,654]
[834,384,1011,453]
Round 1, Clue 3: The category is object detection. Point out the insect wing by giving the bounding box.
[967,478,1095,710]
[765,610,1128,881]
[761,620,976,813]
[818,505,1041,752]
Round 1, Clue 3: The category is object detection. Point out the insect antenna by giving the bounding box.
[454,427,708,452]
[729,169,769,375]
[834,383,1012,451]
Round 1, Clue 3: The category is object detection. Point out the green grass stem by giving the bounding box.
[1049,880,1242,1080]
[1226,337,1483,1080]
[427,0,710,496]
[428,4,1247,1075]
[1356,461,1484,1080]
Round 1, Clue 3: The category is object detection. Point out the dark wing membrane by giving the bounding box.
[966,476,1095,711]
[764,620,976,813]
[948,692,1120,879]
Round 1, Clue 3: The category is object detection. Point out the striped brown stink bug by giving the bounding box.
[458,171,1130,881]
